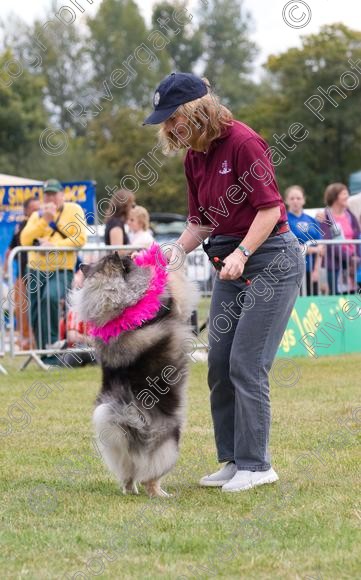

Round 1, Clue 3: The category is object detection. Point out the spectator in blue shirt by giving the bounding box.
[285,185,323,295]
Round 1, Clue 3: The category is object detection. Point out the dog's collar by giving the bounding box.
[88,244,169,343]
[138,296,173,330]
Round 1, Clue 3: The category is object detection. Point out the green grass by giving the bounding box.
[1,353,360,580]
[197,296,211,327]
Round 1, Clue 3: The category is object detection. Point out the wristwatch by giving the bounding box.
[238,244,251,259]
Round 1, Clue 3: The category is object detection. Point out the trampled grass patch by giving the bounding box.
[0,354,360,579]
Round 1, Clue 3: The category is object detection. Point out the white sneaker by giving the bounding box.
[222,468,279,492]
[199,461,237,487]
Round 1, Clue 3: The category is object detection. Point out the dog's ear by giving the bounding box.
[113,251,122,262]
[122,256,133,274]
[79,263,91,277]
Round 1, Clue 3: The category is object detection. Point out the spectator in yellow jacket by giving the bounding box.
[20,179,87,363]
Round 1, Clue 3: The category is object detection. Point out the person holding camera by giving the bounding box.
[20,179,87,361]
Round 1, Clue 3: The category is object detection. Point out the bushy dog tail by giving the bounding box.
[167,267,200,322]
[101,397,149,432]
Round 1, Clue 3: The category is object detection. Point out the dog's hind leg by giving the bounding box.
[93,403,133,490]
[123,480,138,495]
[143,479,171,498]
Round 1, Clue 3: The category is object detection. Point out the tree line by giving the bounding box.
[0,0,360,215]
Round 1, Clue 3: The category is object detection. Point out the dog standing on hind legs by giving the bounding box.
[71,244,198,497]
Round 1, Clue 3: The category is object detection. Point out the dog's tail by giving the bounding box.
[167,268,199,322]
[102,397,149,432]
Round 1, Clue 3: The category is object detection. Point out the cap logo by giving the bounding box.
[154,91,160,107]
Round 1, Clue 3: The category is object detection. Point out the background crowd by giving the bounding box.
[4,182,154,365]
[285,183,361,296]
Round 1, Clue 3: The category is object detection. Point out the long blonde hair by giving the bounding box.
[158,79,233,155]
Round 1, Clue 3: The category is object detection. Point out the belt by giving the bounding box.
[268,221,290,237]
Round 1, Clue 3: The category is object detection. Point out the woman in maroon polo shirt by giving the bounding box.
[143,73,304,492]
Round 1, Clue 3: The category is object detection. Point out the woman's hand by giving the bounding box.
[315,209,326,222]
[163,242,186,268]
[306,244,319,255]
[311,269,319,283]
[219,250,246,280]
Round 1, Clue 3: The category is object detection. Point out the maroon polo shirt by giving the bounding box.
[184,120,287,238]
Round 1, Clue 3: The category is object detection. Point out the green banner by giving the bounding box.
[277,293,361,358]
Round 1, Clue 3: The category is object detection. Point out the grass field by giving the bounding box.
[1,352,360,580]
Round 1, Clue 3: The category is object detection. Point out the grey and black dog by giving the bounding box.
[71,252,198,497]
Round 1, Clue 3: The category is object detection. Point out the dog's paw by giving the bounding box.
[148,487,172,498]
[122,481,139,495]
[143,479,172,498]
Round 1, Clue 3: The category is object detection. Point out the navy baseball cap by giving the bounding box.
[143,72,208,125]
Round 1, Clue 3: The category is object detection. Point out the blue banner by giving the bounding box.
[0,181,96,261]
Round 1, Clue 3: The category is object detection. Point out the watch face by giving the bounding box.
[238,245,251,257]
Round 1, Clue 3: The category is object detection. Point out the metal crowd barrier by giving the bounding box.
[7,245,142,370]
[186,238,361,297]
[6,245,212,370]
[299,239,361,297]
[5,239,361,370]
[188,239,361,298]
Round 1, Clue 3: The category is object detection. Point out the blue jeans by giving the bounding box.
[207,231,304,471]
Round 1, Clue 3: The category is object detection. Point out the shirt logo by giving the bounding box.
[154,91,160,107]
[219,160,232,174]
[296,221,310,233]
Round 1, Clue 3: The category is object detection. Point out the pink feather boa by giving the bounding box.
[88,244,168,343]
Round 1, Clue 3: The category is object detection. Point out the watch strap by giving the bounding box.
[238,244,251,256]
